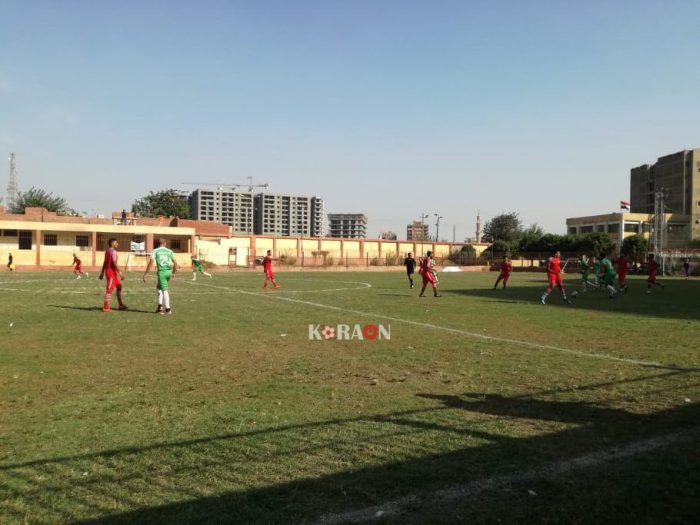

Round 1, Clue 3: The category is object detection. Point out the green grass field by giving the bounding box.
[1,270,698,524]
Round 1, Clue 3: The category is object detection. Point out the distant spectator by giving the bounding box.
[121,209,127,225]
[7,253,14,271]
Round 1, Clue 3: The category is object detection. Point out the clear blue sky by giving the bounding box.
[2,0,699,239]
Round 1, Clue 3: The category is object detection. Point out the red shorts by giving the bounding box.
[422,271,437,285]
[105,271,121,291]
[75,265,83,273]
[498,272,510,281]
[265,270,274,279]
[618,271,627,282]
[648,272,657,283]
[548,273,563,288]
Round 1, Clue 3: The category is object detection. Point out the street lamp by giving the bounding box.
[434,214,443,241]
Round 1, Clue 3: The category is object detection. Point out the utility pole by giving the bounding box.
[419,212,429,241]
[434,213,443,242]
[652,188,668,273]
[6,153,18,213]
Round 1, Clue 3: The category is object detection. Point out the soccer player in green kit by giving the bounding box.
[579,254,597,292]
[191,255,212,281]
[600,252,619,299]
[143,238,179,315]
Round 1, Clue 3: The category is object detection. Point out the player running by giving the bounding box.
[540,250,570,304]
[579,254,597,291]
[646,253,665,293]
[600,252,619,299]
[418,251,440,297]
[191,255,212,281]
[143,238,178,315]
[616,254,629,292]
[404,252,416,288]
[72,253,88,279]
[98,238,127,312]
[262,250,280,289]
[493,255,512,290]
[592,256,602,290]
[6,253,14,271]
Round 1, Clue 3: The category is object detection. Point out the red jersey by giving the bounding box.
[263,255,272,272]
[420,256,434,274]
[616,258,628,274]
[73,255,82,266]
[103,248,118,273]
[501,261,512,274]
[547,256,561,275]
[648,260,658,275]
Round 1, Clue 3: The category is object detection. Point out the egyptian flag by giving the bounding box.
[620,200,630,211]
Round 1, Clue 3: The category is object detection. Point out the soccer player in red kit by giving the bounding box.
[99,238,127,312]
[493,255,512,290]
[616,254,629,292]
[418,251,440,297]
[646,253,664,294]
[262,250,279,289]
[72,253,88,279]
[540,250,570,304]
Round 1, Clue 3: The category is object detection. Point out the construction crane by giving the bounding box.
[182,176,269,192]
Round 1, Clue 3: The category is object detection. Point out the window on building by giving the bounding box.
[624,223,639,233]
[580,226,593,233]
[2,229,17,237]
[43,234,58,246]
[568,226,578,235]
[596,225,606,232]
[19,231,32,250]
[607,224,620,233]
[170,239,181,251]
[76,235,89,247]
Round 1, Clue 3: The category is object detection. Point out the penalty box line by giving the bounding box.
[316,426,700,524]
[187,281,671,369]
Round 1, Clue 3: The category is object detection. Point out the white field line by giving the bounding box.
[316,426,700,524]
[190,281,668,368]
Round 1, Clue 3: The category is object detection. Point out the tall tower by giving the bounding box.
[6,153,19,213]
[475,211,482,243]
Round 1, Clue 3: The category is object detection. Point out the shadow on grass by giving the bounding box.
[2,375,698,523]
[48,305,154,314]
[451,277,700,321]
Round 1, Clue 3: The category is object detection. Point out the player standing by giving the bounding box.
[404,252,416,288]
[540,250,570,304]
[98,238,127,312]
[682,258,691,279]
[262,250,279,289]
[6,253,14,271]
[191,255,212,281]
[72,253,88,279]
[616,254,629,292]
[143,238,178,315]
[493,255,512,290]
[646,253,665,293]
[418,251,440,297]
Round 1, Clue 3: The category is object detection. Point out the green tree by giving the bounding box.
[487,239,519,257]
[578,232,614,256]
[620,235,648,261]
[132,189,191,218]
[518,223,545,252]
[11,187,70,214]
[483,212,523,243]
[449,244,477,264]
